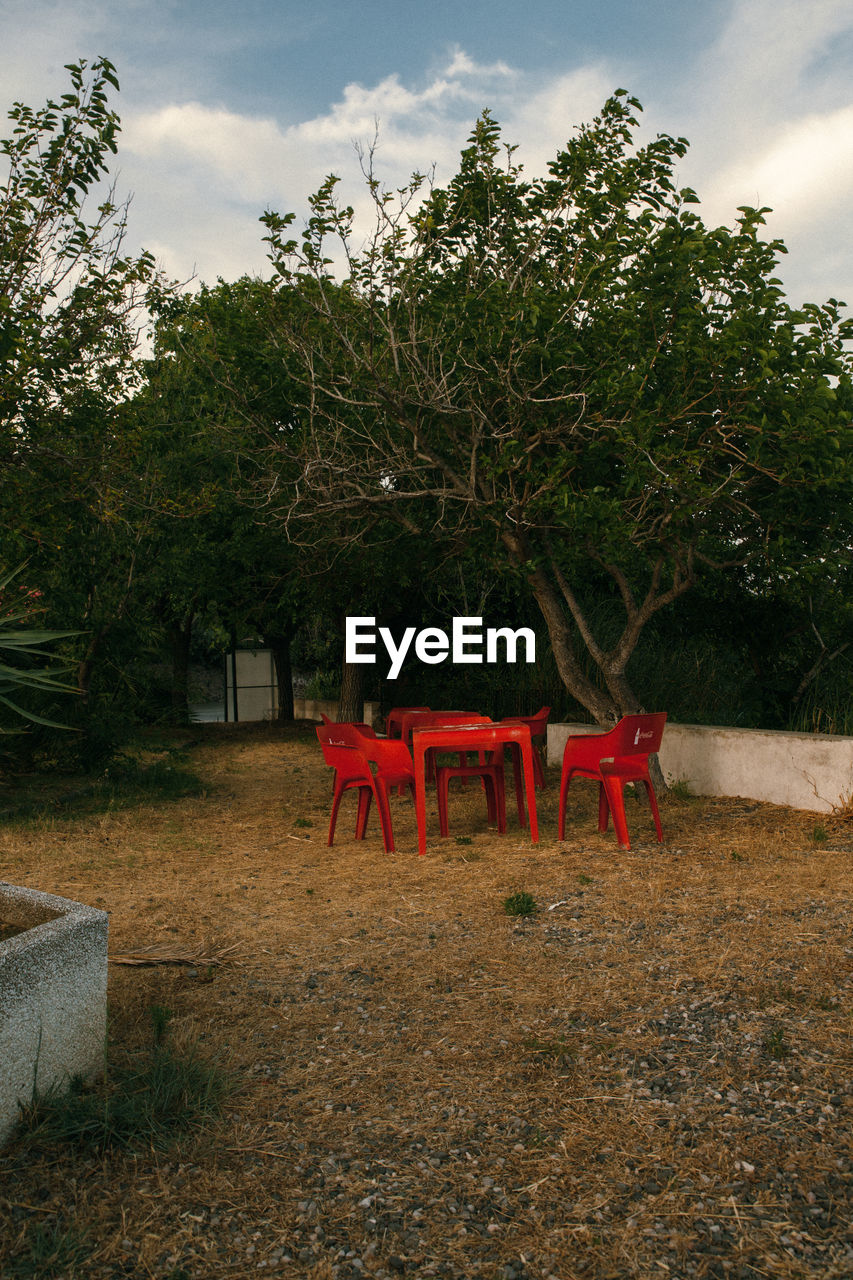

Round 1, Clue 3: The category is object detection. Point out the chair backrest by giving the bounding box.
[408,711,489,731]
[362,735,414,777]
[504,707,551,734]
[609,713,667,756]
[317,723,411,777]
[315,728,371,779]
[328,720,377,745]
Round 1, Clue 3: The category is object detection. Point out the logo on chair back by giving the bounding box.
[634,728,653,746]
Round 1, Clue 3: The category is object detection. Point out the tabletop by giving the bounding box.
[390,709,481,744]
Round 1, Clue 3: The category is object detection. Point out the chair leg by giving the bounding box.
[355,786,372,839]
[372,781,397,854]
[558,768,574,839]
[437,769,506,836]
[597,782,610,832]
[601,776,631,848]
[437,771,450,838]
[532,742,546,788]
[482,773,497,824]
[492,768,507,834]
[328,781,347,846]
[643,780,664,842]
[507,743,527,828]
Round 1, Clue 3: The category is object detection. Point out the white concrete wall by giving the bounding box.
[294,698,380,724]
[0,883,108,1147]
[547,722,853,814]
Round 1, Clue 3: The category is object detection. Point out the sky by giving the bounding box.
[2,0,853,307]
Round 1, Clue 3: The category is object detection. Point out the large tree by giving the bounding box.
[260,93,853,727]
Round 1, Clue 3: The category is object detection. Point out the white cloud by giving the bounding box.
[15,3,846,304]
[124,104,290,204]
[501,65,616,175]
[695,0,853,131]
[706,104,853,234]
[667,0,853,301]
[443,48,515,80]
[118,48,537,280]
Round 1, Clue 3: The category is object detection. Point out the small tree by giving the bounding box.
[260,94,853,729]
[1,57,154,439]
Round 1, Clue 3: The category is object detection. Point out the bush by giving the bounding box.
[503,890,537,917]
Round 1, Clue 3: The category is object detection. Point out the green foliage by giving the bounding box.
[2,1219,92,1279]
[667,778,694,800]
[0,61,166,767]
[261,92,853,727]
[0,750,205,822]
[503,890,537,917]
[762,1025,791,1061]
[522,1035,575,1069]
[11,1006,229,1154]
[149,1003,174,1047]
[0,57,153,426]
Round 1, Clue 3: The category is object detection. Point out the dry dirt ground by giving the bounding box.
[1,722,852,1280]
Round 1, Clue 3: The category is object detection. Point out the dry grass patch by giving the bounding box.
[1,722,851,1280]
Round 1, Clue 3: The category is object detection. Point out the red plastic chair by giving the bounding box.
[320,712,377,738]
[316,727,414,853]
[435,756,507,837]
[501,706,552,790]
[558,713,667,849]
[385,707,430,738]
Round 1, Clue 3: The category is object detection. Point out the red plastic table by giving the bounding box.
[411,722,540,856]
[393,711,488,782]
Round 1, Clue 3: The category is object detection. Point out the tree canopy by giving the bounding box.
[260,92,853,724]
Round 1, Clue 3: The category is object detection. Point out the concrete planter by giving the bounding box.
[547,721,853,814]
[0,882,108,1147]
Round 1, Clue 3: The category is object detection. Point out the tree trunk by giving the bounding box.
[169,610,195,719]
[502,531,618,723]
[77,627,106,703]
[264,630,296,721]
[502,531,668,792]
[338,659,364,723]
